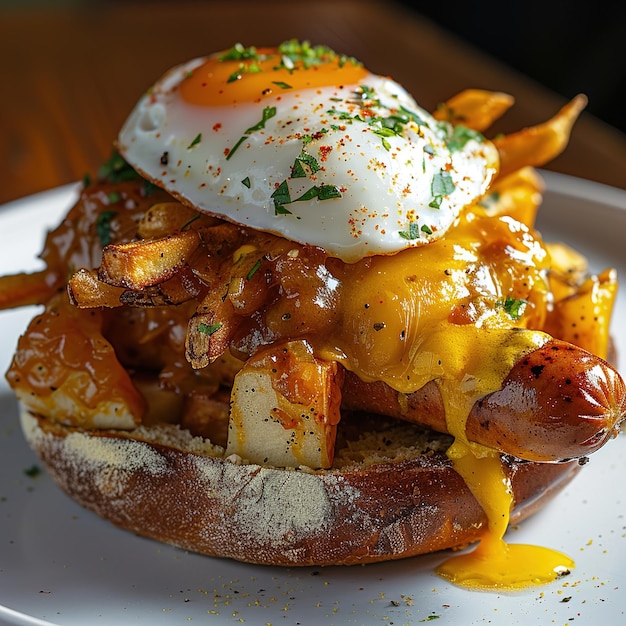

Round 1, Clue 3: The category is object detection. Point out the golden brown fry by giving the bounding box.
[545,242,589,302]
[544,268,618,360]
[433,89,515,131]
[0,270,60,310]
[137,202,204,239]
[493,94,588,179]
[119,267,204,307]
[99,229,201,290]
[186,306,235,370]
[479,166,545,228]
[68,268,125,308]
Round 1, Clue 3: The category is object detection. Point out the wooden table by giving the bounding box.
[1,0,624,207]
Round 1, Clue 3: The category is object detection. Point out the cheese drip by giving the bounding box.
[435,331,575,590]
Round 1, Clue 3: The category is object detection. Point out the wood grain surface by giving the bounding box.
[1,0,624,206]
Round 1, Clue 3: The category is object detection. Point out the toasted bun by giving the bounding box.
[20,406,581,567]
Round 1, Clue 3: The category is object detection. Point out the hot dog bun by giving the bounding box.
[20,406,580,566]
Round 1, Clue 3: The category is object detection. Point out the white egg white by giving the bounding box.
[117,57,499,262]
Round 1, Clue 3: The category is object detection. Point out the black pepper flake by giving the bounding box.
[160,151,169,165]
[373,322,385,331]
[530,364,545,379]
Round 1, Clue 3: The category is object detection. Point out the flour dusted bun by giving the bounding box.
[20,407,580,566]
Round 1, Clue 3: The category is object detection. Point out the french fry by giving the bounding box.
[99,229,201,289]
[119,267,203,307]
[493,94,588,179]
[545,242,589,302]
[226,340,343,468]
[434,89,515,131]
[0,270,59,310]
[479,166,545,228]
[137,202,203,239]
[544,268,617,360]
[186,303,236,369]
[68,268,125,308]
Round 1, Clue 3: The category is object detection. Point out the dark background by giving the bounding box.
[400,0,626,135]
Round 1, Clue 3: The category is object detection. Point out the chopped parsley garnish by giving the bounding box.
[277,39,361,70]
[188,133,202,149]
[219,43,261,62]
[245,106,277,133]
[180,213,201,230]
[271,180,341,215]
[241,176,251,188]
[98,150,141,184]
[399,222,434,240]
[429,170,456,208]
[399,222,421,240]
[227,62,262,83]
[96,150,156,197]
[271,181,293,214]
[446,124,485,152]
[107,191,121,205]
[198,322,223,336]
[246,259,262,280]
[23,464,42,478]
[327,86,430,151]
[500,297,527,320]
[96,210,117,246]
[272,81,292,89]
[226,106,277,160]
[290,152,321,178]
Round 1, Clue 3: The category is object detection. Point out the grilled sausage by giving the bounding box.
[341,339,626,462]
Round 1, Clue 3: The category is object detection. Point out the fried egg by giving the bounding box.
[117,41,499,262]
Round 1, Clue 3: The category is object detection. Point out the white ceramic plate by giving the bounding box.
[1,174,625,626]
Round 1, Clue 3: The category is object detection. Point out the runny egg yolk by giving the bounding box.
[436,384,575,591]
[180,47,368,106]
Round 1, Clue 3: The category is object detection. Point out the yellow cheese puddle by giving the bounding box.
[436,534,574,591]
[436,439,575,591]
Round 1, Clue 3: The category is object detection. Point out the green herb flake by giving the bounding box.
[96,210,117,246]
[421,224,433,235]
[107,191,121,205]
[500,297,527,320]
[219,43,260,62]
[293,184,342,203]
[447,124,484,152]
[272,81,292,89]
[82,172,91,188]
[291,159,307,179]
[198,322,223,336]
[98,150,141,184]
[275,205,293,215]
[291,152,320,178]
[431,170,456,197]
[246,259,262,280]
[271,180,292,214]
[181,213,201,231]
[23,464,41,478]
[246,106,277,133]
[276,39,361,71]
[188,133,202,149]
[241,176,251,188]
[226,135,249,161]
[228,107,277,161]
[399,222,421,240]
